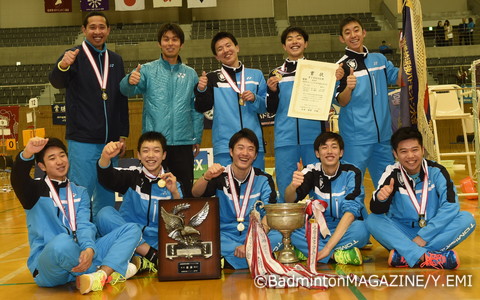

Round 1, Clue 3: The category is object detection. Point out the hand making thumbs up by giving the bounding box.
[59,48,80,70]
[346,67,356,90]
[197,71,208,92]
[290,159,305,189]
[377,178,395,201]
[129,64,142,85]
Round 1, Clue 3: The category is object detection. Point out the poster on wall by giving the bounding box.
[80,0,109,11]
[187,0,217,8]
[45,0,72,13]
[52,104,67,125]
[0,106,19,141]
[115,0,145,11]
[153,0,182,8]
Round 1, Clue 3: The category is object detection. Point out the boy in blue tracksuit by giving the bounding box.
[95,131,182,272]
[335,16,402,188]
[367,127,476,269]
[119,23,203,198]
[285,132,369,265]
[267,26,345,202]
[11,137,141,294]
[192,129,282,269]
[194,32,267,170]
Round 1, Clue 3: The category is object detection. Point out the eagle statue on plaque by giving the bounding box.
[160,202,213,259]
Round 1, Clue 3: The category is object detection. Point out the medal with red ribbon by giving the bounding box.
[45,177,77,242]
[82,41,109,101]
[226,165,255,232]
[399,159,429,228]
[143,166,165,188]
[221,65,245,105]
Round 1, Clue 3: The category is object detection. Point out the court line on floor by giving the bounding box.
[335,268,367,300]
[0,242,29,260]
[0,265,29,284]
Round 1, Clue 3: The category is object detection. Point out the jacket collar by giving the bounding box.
[345,46,369,59]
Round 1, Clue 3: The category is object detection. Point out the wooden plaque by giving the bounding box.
[158,197,221,281]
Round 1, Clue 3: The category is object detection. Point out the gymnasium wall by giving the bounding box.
[0,0,470,28]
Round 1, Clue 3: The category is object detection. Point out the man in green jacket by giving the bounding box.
[120,23,204,197]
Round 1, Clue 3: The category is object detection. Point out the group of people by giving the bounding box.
[11,11,476,295]
[436,18,475,46]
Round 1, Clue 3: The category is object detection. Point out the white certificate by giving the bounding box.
[287,59,338,121]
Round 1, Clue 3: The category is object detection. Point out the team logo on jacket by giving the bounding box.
[396,172,404,187]
[318,177,324,190]
[346,59,357,70]
[217,72,226,81]
[177,72,186,78]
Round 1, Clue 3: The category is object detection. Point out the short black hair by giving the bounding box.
[339,16,364,36]
[390,127,423,151]
[313,132,344,152]
[137,131,167,152]
[211,32,238,55]
[229,128,259,154]
[157,23,185,44]
[83,11,109,28]
[281,26,309,45]
[36,137,68,165]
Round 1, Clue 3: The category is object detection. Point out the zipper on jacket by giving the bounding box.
[335,198,339,218]
[152,200,157,223]
[146,192,152,227]
[238,94,244,129]
[366,68,381,142]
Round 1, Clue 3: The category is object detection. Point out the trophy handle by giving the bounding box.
[254,200,264,212]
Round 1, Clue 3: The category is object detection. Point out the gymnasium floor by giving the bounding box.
[0,167,478,300]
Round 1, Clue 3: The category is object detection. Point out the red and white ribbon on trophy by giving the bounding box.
[245,200,335,289]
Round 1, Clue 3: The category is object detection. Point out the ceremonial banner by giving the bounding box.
[0,106,19,141]
[287,60,337,121]
[187,0,217,8]
[45,0,72,13]
[158,198,221,281]
[400,0,437,160]
[115,0,145,11]
[80,0,109,11]
[154,0,182,8]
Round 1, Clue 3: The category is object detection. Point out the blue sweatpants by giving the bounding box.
[96,206,157,249]
[34,223,141,287]
[215,152,265,171]
[222,229,283,269]
[341,140,394,189]
[290,220,369,263]
[366,212,476,267]
[274,145,318,203]
[68,140,118,218]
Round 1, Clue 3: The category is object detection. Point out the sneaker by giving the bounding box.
[333,247,363,265]
[388,249,409,267]
[420,250,460,269]
[108,262,138,285]
[76,269,108,294]
[131,256,157,273]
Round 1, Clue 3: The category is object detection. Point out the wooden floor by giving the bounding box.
[0,167,478,300]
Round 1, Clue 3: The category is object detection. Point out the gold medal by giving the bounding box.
[418,217,426,228]
[237,222,245,232]
[158,179,166,188]
[273,69,282,80]
[102,91,108,101]
[239,97,244,106]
